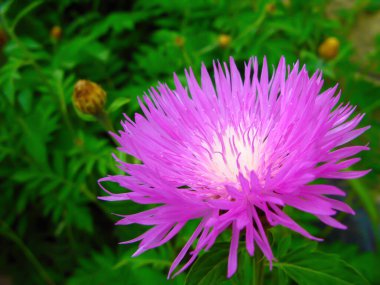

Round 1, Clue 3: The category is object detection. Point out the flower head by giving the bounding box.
[99,57,369,278]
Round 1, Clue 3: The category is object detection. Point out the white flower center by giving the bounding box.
[203,126,266,187]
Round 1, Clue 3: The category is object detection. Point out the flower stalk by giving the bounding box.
[0,221,55,285]
[96,110,116,134]
[254,248,265,285]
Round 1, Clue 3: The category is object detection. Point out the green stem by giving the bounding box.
[95,111,133,176]
[196,43,218,56]
[0,221,55,285]
[96,110,116,133]
[254,249,265,285]
[235,9,266,43]
[252,224,269,285]
[96,110,121,148]
[56,77,75,138]
[180,45,193,67]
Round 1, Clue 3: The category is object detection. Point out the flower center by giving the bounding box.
[203,126,266,187]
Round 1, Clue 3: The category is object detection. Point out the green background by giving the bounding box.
[0,0,379,284]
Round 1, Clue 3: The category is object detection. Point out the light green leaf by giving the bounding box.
[107,97,131,114]
[114,250,172,270]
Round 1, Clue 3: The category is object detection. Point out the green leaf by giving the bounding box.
[66,203,94,233]
[274,240,370,285]
[0,58,23,105]
[185,243,229,285]
[11,0,43,31]
[52,37,110,69]
[271,228,292,258]
[349,178,379,226]
[89,12,137,38]
[67,248,127,285]
[67,247,170,285]
[114,250,172,270]
[107,97,131,114]
[18,89,33,112]
[321,243,380,284]
[20,102,58,166]
[0,0,15,15]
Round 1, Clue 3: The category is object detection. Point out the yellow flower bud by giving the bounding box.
[50,26,62,40]
[73,80,107,115]
[318,37,340,60]
[218,34,231,49]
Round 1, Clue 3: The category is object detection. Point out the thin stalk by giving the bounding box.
[180,46,193,68]
[0,221,55,285]
[235,9,266,43]
[95,110,132,178]
[253,249,265,285]
[56,77,75,138]
[96,110,116,134]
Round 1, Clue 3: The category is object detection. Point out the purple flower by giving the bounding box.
[99,57,369,278]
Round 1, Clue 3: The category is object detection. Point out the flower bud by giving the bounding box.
[75,138,84,147]
[73,80,106,115]
[282,0,291,8]
[218,34,231,49]
[174,36,185,48]
[318,37,340,60]
[50,26,62,40]
[265,3,276,14]
[0,28,7,49]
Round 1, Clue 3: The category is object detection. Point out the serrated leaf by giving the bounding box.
[185,243,229,285]
[66,204,93,233]
[67,247,169,285]
[274,241,370,285]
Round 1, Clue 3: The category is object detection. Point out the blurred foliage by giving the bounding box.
[0,0,379,284]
